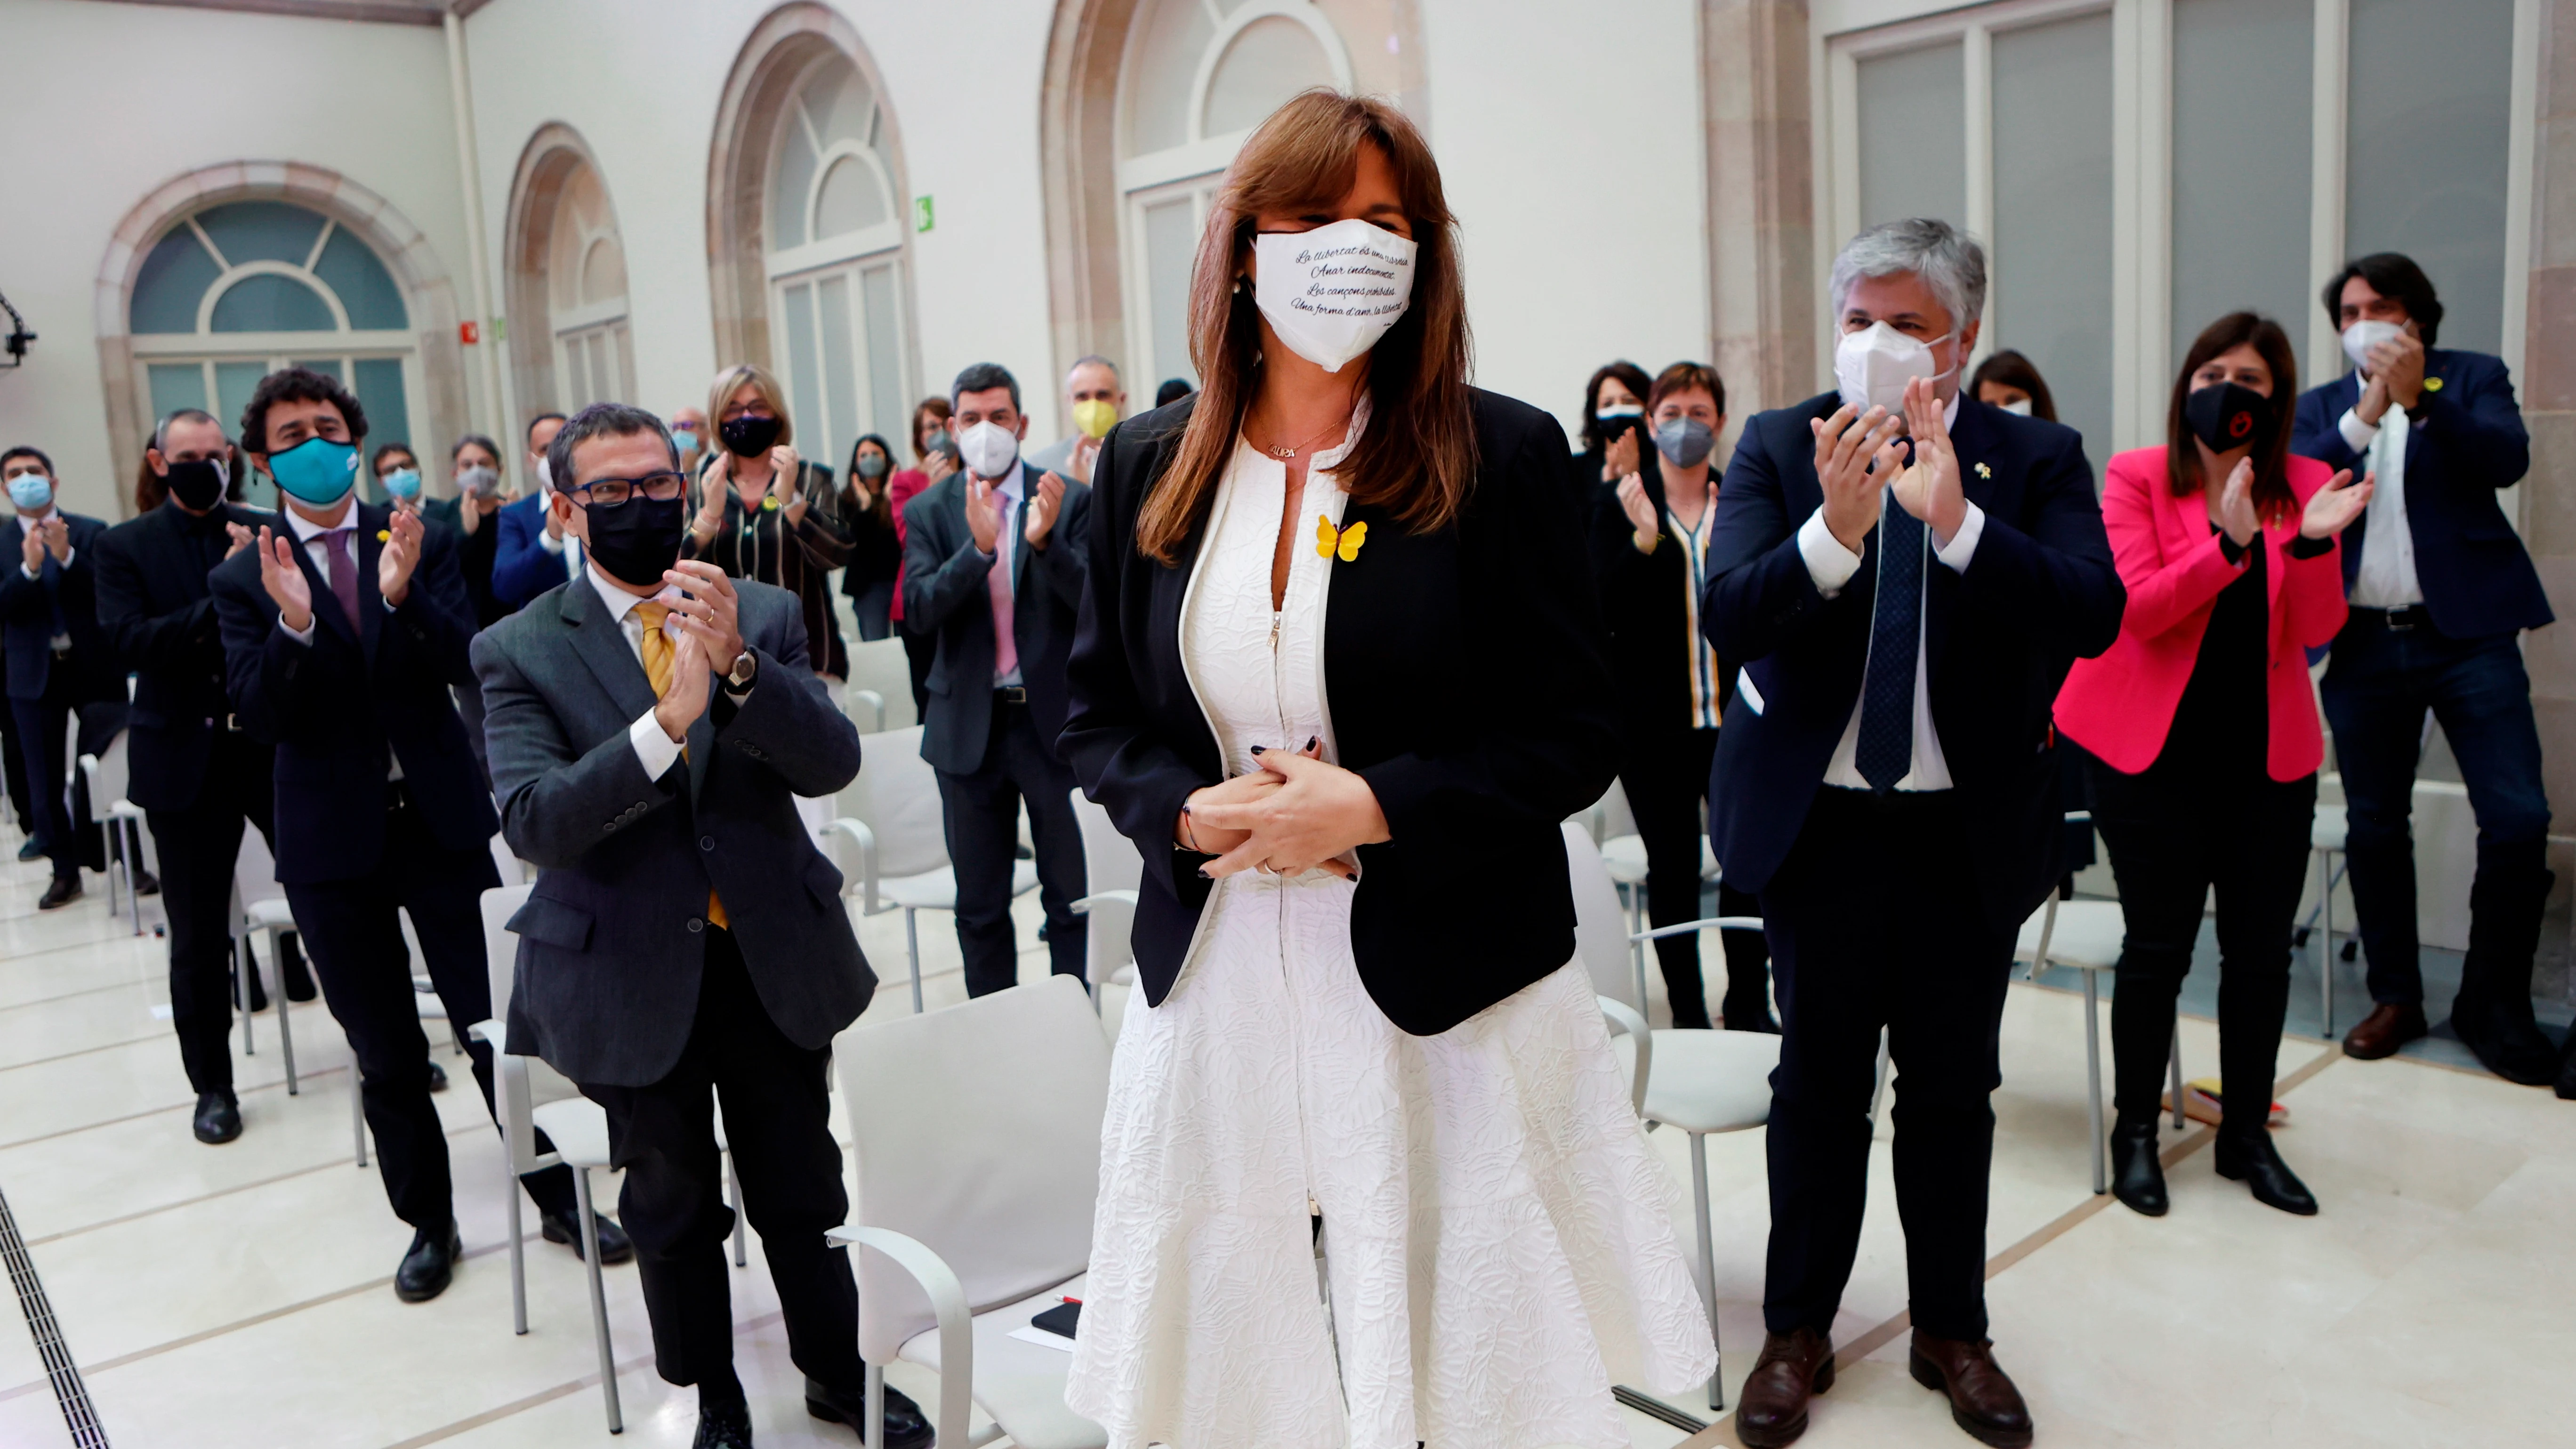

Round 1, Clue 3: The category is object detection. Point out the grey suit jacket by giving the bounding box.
[471,572,873,1087]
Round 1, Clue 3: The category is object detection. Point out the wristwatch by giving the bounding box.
[725,650,759,692]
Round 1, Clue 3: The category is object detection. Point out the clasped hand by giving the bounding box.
[1180,741,1387,881]
[651,561,746,742]
[1813,377,1966,553]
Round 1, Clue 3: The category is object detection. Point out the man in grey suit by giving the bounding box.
[901,362,1091,996]
[473,403,929,1449]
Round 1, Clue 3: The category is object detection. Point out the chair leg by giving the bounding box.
[572,1167,624,1434]
[2320,850,2336,1039]
[866,1362,887,1449]
[905,908,924,1014]
[351,1049,369,1168]
[506,1128,529,1336]
[2167,1005,2186,1132]
[1866,1027,1891,1133]
[237,937,257,1058]
[124,821,144,937]
[1627,888,1650,1022]
[273,941,297,1095]
[727,1150,747,1268]
[1690,1131,1722,1412]
[2084,969,2106,1195]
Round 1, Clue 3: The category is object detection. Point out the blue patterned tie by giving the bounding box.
[1855,498,1923,791]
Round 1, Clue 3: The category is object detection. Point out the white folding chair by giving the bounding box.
[846,636,918,731]
[2015,894,2185,1196]
[2306,795,2348,1038]
[77,733,151,935]
[821,725,1036,1013]
[1066,790,1139,1014]
[828,975,1110,1449]
[229,829,311,1107]
[1564,823,1775,1416]
[1589,781,1721,1018]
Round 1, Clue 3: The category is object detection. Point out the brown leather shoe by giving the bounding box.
[1735,1327,1835,1448]
[1908,1333,2032,1448]
[2342,1002,2428,1060]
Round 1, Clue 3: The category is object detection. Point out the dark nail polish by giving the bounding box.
[1197,866,1213,879]
[1249,745,1266,755]
[1305,736,1319,750]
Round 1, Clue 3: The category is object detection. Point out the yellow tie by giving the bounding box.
[637,603,728,930]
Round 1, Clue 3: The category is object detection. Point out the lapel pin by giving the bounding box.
[376,529,391,542]
[1315,515,1367,562]
[2423,376,2443,393]
[1974,462,1991,479]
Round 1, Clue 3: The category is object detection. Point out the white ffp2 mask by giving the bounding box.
[957,420,1021,479]
[1253,218,1418,374]
[2342,319,2404,374]
[1834,322,1953,417]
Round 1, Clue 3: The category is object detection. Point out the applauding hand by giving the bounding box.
[255,527,314,634]
[1889,376,1968,544]
[1811,403,1907,553]
[2301,468,2374,541]
[378,509,425,608]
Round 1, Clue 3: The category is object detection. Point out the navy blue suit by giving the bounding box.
[210,500,573,1231]
[2292,348,2556,1042]
[3,509,116,882]
[490,492,580,609]
[1704,392,2121,1342]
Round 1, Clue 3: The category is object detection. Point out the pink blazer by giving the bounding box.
[2054,447,2347,781]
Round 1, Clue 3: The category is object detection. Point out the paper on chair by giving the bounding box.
[1006,1326,1076,1353]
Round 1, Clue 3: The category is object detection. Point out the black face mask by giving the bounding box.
[162,458,229,512]
[577,495,688,588]
[719,414,783,459]
[2184,381,2276,455]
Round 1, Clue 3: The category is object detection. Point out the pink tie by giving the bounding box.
[987,495,1018,683]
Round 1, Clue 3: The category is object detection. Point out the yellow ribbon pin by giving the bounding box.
[1315,514,1367,562]
[762,494,781,511]
[1974,462,1991,479]
[376,529,391,542]
[2423,376,2443,394]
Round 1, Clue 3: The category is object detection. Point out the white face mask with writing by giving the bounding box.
[1253,218,1419,374]
[1834,321,1953,417]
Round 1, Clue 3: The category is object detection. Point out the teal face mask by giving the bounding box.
[269,436,360,507]
[382,467,422,500]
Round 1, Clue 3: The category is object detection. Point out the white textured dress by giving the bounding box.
[1064,439,1717,1449]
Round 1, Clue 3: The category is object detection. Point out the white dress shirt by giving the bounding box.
[2338,402,2422,607]
[589,563,754,783]
[1794,393,1984,791]
[1668,486,1724,731]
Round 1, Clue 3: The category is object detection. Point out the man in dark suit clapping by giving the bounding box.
[474,402,929,1449]
[209,368,612,1304]
[901,362,1091,997]
[3,444,119,910]
[1703,220,2124,1449]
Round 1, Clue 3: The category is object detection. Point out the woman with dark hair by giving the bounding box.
[1970,348,2059,421]
[885,396,955,714]
[837,433,901,641]
[2055,313,2373,1220]
[1578,359,1655,501]
[684,363,853,681]
[1061,89,1714,1447]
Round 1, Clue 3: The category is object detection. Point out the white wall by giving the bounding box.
[459,0,1067,448]
[1420,0,1711,447]
[0,0,471,520]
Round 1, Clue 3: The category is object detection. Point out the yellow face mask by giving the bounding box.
[1072,398,1120,440]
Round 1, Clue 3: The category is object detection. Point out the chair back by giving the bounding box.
[77,732,133,824]
[832,725,949,881]
[1561,822,1641,1010]
[233,826,287,911]
[481,883,535,1021]
[845,638,918,731]
[838,975,1107,1363]
[487,832,526,886]
[1070,789,1141,894]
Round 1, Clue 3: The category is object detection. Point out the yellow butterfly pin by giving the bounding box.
[376,529,392,542]
[1316,514,1367,562]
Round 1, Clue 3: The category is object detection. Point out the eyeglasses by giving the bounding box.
[569,472,686,507]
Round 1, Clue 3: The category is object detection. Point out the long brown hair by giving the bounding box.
[2166,311,2299,523]
[1135,90,1476,564]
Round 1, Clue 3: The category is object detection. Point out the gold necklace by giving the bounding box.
[1255,411,1352,460]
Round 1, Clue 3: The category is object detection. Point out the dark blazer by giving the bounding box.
[1061,389,1620,1037]
[900,460,1093,774]
[2,511,114,702]
[490,492,574,609]
[1589,463,1737,736]
[208,501,498,885]
[92,499,271,813]
[2289,347,2550,638]
[472,574,872,1087]
[421,496,511,628]
[1703,392,2123,931]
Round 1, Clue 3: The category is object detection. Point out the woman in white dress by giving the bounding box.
[1057,92,1717,1449]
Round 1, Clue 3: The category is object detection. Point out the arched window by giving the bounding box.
[129,200,418,479]
[506,129,634,429]
[764,53,909,473]
[1117,0,1353,388]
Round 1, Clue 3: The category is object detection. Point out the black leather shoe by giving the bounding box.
[2107,1119,2166,1217]
[132,869,160,897]
[539,1209,634,1264]
[192,1091,242,1145]
[1736,1327,1835,1448]
[394,1224,463,1303]
[806,1376,934,1449]
[692,1400,755,1448]
[2449,993,2559,1086]
[426,1060,449,1093]
[1909,1332,2034,1448]
[37,877,80,910]
[2214,1131,2318,1216]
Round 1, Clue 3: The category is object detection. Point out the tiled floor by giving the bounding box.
[2,826,2568,1449]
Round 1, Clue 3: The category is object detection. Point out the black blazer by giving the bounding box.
[899,460,1093,774]
[1061,389,1620,1037]
[473,575,872,1087]
[420,496,512,629]
[2288,346,2550,638]
[208,501,498,885]
[1703,393,2123,931]
[92,499,273,813]
[1589,462,1737,739]
[2,511,115,703]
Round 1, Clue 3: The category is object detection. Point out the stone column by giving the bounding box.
[2517,0,2576,1001]
[1702,0,1817,447]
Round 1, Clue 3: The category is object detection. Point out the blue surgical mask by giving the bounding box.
[268,436,360,507]
[382,467,422,500]
[6,473,50,512]
[672,427,700,454]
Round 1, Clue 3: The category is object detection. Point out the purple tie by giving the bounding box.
[323,528,360,628]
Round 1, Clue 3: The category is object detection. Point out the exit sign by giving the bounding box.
[915,195,934,233]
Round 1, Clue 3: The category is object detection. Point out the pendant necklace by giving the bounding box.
[1259,412,1352,460]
